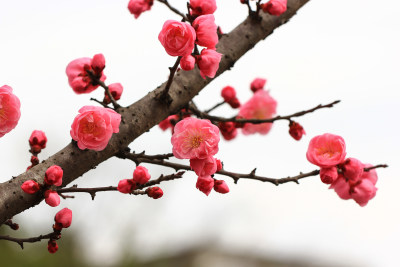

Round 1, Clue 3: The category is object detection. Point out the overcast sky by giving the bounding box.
[0,0,399,266]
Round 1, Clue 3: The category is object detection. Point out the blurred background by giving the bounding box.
[0,0,399,266]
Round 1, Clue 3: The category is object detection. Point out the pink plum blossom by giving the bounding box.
[196,176,214,196]
[351,179,377,207]
[158,20,196,57]
[342,158,364,181]
[66,54,107,94]
[171,117,220,159]
[180,55,196,71]
[319,167,338,184]
[238,90,277,135]
[117,179,135,194]
[306,133,346,168]
[128,0,153,19]
[192,15,218,49]
[190,0,217,16]
[0,85,21,137]
[262,0,287,16]
[70,106,121,151]
[44,165,63,187]
[190,156,217,176]
[250,78,267,92]
[54,208,72,230]
[196,49,222,79]
[329,175,351,200]
[133,166,151,185]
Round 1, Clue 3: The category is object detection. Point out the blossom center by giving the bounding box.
[191,136,203,148]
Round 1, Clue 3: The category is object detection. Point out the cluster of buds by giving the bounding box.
[48,208,73,254]
[307,133,378,206]
[171,117,230,196]
[118,166,164,199]
[21,165,64,207]
[27,130,47,170]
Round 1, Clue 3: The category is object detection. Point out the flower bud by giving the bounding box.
[54,208,72,230]
[342,158,364,182]
[216,159,222,172]
[320,167,338,184]
[44,165,63,187]
[30,156,39,165]
[47,240,58,254]
[117,179,135,194]
[190,156,217,177]
[21,180,40,194]
[221,86,236,102]
[91,53,106,75]
[218,121,237,141]
[289,121,306,141]
[214,180,229,194]
[104,83,123,104]
[180,55,196,71]
[132,166,151,185]
[196,176,214,196]
[29,130,47,154]
[45,190,60,207]
[262,0,287,16]
[147,187,163,199]
[250,78,267,93]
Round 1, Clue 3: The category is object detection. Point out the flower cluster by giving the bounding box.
[0,85,21,137]
[171,117,229,195]
[66,54,106,94]
[306,133,378,206]
[158,3,221,79]
[48,208,73,253]
[21,165,64,207]
[70,106,121,151]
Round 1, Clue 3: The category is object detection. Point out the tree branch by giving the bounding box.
[0,0,310,224]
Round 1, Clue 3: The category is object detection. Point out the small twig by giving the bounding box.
[157,0,188,21]
[90,98,109,108]
[159,56,182,104]
[190,100,341,124]
[87,70,121,110]
[364,164,388,172]
[205,101,225,114]
[0,232,59,249]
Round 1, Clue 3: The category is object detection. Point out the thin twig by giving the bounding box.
[87,70,121,110]
[90,98,109,108]
[205,101,225,114]
[190,100,341,124]
[0,232,59,249]
[159,56,182,104]
[364,164,388,171]
[157,0,188,21]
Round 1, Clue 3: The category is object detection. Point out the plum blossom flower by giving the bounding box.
[70,106,121,151]
[306,133,346,168]
[238,90,277,135]
[180,55,196,71]
[192,15,218,49]
[44,165,63,187]
[54,208,72,230]
[319,166,338,184]
[66,54,106,94]
[171,117,220,159]
[117,179,135,194]
[45,190,60,207]
[133,166,151,185]
[218,121,238,141]
[190,0,217,16]
[341,158,364,181]
[0,85,21,137]
[196,49,222,79]
[21,180,40,194]
[158,20,196,57]
[196,176,214,195]
[250,78,267,93]
[190,156,217,176]
[128,0,153,19]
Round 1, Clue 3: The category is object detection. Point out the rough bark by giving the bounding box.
[0,0,309,224]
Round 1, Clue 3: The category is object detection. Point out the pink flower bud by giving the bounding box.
[250,78,267,93]
[103,83,123,104]
[196,49,222,79]
[196,176,214,196]
[351,179,377,207]
[45,190,60,207]
[30,156,39,165]
[190,156,217,176]
[54,208,72,230]
[172,117,220,159]
[218,121,237,141]
[306,133,346,168]
[329,175,351,200]
[70,106,121,151]
[342,158,364,182]
[29,130,47,153]
[214,180,229,194]
[262,0,287,16]
[190,0,217,16]
[133,166,151,185]
[192,15,218,49]
[221,86,236,103]
[91,54,106,74]
[158,20,196,57]
[0,85,21,137]
[44,165,63,187]
[159,115,178,131]
[289,121,306,141]
[147,187,163,199]
[117,179,135,194]
[128,0,153,19]
[238,90,277,135]
[47,240,58,254]
[66,55,107,94]
[180,55,196,71]
[216,159,222,172]
[229,98,241,108]
[320,167,338,184]
[21,180,40,194]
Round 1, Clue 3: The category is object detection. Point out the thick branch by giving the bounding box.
[0,0,310,224]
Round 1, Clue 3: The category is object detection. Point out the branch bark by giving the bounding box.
[0,0,310,224]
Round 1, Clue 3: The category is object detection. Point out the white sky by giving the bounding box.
[0,0,399,266]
